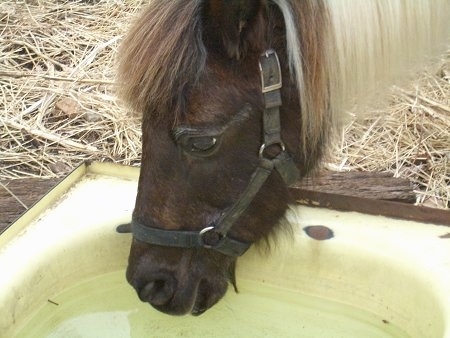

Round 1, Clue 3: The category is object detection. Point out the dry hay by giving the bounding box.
[0,1,449,209]
[329,56,450,209]
[0,0,144,178]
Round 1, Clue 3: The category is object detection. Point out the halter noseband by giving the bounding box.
[117,49,299,257]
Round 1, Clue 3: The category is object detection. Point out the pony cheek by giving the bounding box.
[235,175,291,242]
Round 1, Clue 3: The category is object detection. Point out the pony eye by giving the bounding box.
[191,136,217,151]
[179,135,221,157]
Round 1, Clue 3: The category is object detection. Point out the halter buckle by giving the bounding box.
[259,49,282,93]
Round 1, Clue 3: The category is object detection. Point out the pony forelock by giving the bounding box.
[117,0,206,121]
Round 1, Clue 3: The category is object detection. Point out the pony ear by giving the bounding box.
[202,0,266,59]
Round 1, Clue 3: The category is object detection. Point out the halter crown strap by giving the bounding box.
[117,49,299,257]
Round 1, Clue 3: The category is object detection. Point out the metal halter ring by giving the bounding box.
[198,226,224,249]
[259,142,286,159]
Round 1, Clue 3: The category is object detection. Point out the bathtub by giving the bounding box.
[0,162,449,337]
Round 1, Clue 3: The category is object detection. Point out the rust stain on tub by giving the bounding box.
[303,225,334,241]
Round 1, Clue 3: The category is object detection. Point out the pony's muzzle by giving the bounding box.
[137,272,177,307]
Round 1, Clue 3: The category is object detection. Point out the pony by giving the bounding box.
[117,0,449,316]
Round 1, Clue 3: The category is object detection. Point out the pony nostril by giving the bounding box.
[139,276,176,306]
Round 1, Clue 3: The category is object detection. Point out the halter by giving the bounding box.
[117,49,300,257]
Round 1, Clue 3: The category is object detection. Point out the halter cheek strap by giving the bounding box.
[117,49,300,257]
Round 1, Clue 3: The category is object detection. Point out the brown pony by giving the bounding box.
[117,0,449,316]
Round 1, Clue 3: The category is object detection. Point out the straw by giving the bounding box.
[328,55,449,209]
[0,0,144,179]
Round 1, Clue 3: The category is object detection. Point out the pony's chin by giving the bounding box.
[149,295,215,316]
[140,279,229,316]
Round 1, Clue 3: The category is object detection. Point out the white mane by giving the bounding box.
[276,0,449,124]
[327,0,449,115]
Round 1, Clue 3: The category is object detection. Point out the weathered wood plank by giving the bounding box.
[0,178,61,233]
[293,171,416,203]
[289,187,450,227]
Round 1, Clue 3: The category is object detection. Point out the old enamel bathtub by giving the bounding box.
[0,162,449,337]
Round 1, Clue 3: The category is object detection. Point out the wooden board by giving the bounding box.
[291,172,450,227]
[293,171,416,203]
[291,188,450,227]
[0,178,62,233]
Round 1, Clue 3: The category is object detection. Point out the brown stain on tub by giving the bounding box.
[303,225,334,241]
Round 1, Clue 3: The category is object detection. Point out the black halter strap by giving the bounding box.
[117,49,299,257]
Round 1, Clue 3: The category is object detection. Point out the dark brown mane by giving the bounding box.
[117,0,206,121]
